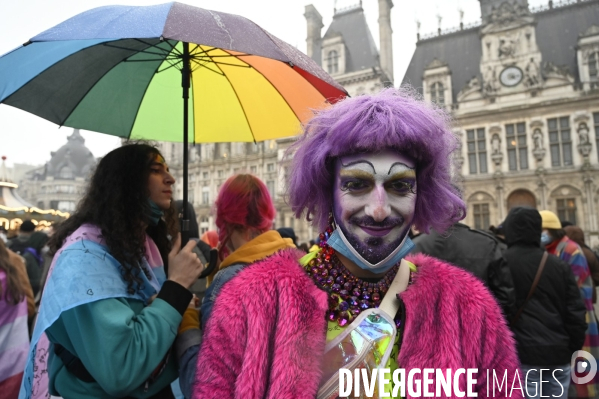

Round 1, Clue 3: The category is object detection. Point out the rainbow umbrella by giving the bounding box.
[0,2,347,238]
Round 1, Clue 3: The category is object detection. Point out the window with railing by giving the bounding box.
[473,203,490,230]
[505,122,528,170]
[556,198,577,226]
[430,82,445,105]
[548,117,573,167]
[467,128,488,174]
[326,50,339,74]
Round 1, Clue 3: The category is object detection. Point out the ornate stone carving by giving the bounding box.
[573,112,591,124]
[491,134,501,155]
[578,122,593,158]
[426,58,447,70]
[457,76,481,101]
[542,62,574,83]
[483,66,499,95]
[580,25,599,38]
[498,34,519,59]
[491,133,503,167]
[488,2,530,26]
[464,76,480,92]
[532,128,546,162]
[524,58,541,88]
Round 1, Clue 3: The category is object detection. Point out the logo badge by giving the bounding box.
[571,350,597,385]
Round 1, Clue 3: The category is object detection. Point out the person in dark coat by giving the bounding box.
[489,207,586,399]
[411,222,514,313]
[411,222,504,281]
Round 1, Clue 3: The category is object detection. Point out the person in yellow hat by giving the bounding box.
[540,209,599,398]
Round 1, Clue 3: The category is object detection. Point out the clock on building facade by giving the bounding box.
[499,66,523,87]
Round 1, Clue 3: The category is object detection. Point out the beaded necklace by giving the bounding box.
[304,228,405,327]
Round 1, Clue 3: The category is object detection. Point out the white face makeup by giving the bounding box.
[333,150,417,264]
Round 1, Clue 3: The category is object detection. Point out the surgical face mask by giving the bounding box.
[327,226,414,273]
[541,232,552,246]
[147,198,164,226]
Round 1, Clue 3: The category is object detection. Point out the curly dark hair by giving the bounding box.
[49,143,178,294]
[0,240,26,305]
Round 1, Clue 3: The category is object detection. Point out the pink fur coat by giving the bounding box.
[192,250,523,399]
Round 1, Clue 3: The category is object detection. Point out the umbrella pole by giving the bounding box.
[181,41,190,246]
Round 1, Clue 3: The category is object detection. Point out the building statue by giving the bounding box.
[483,66,498,94]
[578,122,590,145]
[491,134,501,155]
[465,76,481,91]
[524,58,540,88]
[533,128,544,151]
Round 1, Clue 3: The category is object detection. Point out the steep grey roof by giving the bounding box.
[323,6,380,73]
[402,28,481,101]
[46,129,96,179]
[401,0,599,101]
[536,1,599,77]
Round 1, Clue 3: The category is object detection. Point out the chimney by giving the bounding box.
[378,0,394,84]
[304,5,323,65]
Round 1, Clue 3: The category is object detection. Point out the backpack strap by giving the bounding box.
[510,251,548,327]
[379,259,411,318]
[54,343,96,383]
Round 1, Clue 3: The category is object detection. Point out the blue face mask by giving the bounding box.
[327,227,414,273]
[147,198,164,226]
[541,232,552,246]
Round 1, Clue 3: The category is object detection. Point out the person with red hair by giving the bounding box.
[200,231,218,249]
[201,173,294,324]
[177,174,296,398]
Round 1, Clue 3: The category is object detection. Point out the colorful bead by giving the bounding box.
[304,237,406,327]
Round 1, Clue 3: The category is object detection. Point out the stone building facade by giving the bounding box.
[158,1,395,243]
[18,129,96,212]
[305,1,394,96]
[402,0,599,247]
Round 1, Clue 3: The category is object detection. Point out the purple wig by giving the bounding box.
[287,87,465,234]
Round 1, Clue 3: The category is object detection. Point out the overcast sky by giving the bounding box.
[0,0,548,167]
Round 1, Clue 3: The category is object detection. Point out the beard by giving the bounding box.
[337,215,408,264]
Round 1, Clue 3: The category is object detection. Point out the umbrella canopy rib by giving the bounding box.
[233,52,323,126]
[4,39,159,129]
[203,50,255,143]
[60,39,167,129]
[63,39,171,136]
[130,41,195,142]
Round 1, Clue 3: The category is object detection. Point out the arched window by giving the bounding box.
[326,50,339,74]
[59,166,74,179]
[430,82,445,104]
[589,52,598,82]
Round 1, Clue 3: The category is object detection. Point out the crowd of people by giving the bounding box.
[1,89,598,399]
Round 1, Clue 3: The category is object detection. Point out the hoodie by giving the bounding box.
[490,207,586,365]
